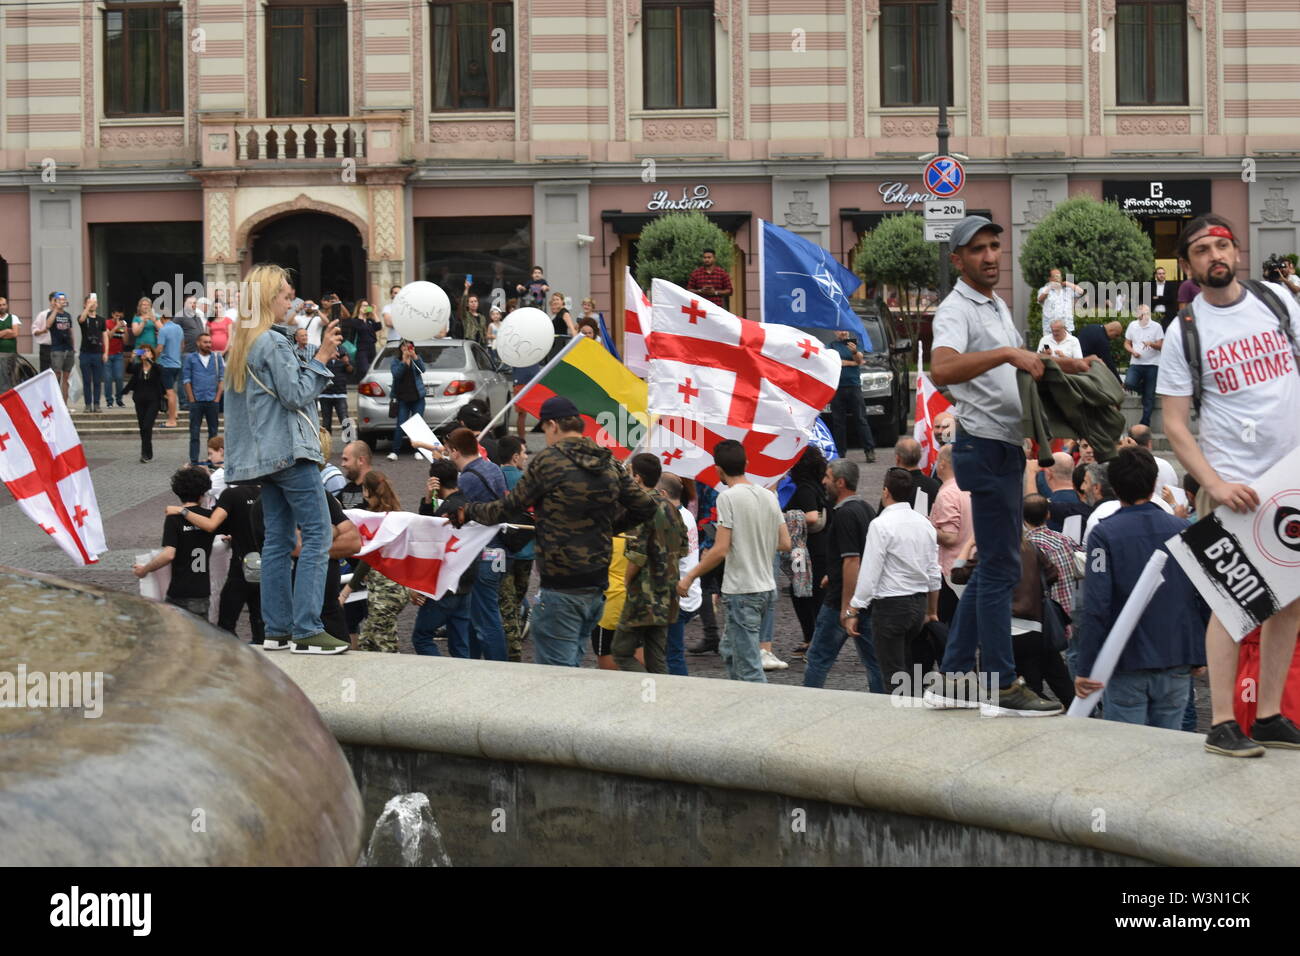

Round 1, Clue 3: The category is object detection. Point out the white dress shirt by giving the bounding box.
[1036,332,1083,359]
[850,502,942,610]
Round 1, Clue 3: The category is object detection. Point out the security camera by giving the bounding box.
[576,233,595,246]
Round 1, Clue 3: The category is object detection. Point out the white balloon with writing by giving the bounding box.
[497,307,553,367]
[390,281,450,341]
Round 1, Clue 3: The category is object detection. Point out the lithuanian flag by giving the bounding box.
[516,337,648,459]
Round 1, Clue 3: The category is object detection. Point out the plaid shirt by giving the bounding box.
[1026,525,1079,614]
[686,265,733,307]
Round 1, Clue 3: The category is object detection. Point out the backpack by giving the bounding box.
[1178,279,1299,416]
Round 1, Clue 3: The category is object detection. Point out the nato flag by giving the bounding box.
[759,219,871,349]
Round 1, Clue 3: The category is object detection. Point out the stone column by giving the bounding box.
[1010,175,1069,337]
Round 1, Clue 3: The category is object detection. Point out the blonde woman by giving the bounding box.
[224,263,347,655]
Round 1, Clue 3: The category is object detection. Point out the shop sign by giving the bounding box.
[647,185,715,212]
[1104,180,1211,217]
[878,182,938,209]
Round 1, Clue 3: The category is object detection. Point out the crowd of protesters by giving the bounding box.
[114,210,1299,758]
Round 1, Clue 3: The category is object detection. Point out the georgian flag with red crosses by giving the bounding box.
[645,278,840,433]
[0,370,107,566]
[344,509,501,599]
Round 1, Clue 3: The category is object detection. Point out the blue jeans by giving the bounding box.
[1182,676,1198,732]
[392,398,425,453]
[532,587,605,666]
[721,590,775,683]
[104,353,125,405]
[78,353,103,409]
[411,592,471,656]
[259,460,332,640]
[940,433,1021,690]
[1102,666,1191,730]
[1125,364,1159,426]
[666,607,696,676]
[188,399,220,464]
[466,554,508,661]
[802,602,884,691]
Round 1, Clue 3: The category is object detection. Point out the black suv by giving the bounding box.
[816,300,912,449]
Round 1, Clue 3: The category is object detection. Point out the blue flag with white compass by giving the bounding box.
[758,219,871,350]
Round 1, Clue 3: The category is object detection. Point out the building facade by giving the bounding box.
[2,0,1299,352]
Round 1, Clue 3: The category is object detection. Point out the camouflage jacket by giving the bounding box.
[620,488,689,627]
[465,436,656,590]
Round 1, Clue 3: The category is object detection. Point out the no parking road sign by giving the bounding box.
[924,156,965,198]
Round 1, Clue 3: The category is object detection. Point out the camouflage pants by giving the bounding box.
[358,573,406,653]
[499,558,533,662]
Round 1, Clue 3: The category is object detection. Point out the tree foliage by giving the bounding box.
[853,212,937,344]
[635,211,734,289]
[1019,197,1154,311]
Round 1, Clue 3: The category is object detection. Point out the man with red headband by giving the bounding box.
[1158,213,1300,757]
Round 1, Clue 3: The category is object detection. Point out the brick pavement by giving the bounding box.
[0,429,1211,727]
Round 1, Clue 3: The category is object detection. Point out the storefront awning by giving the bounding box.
[601,210,752,235]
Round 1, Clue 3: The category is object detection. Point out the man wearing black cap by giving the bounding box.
[925,215,1096,716]
[456,395,657,667]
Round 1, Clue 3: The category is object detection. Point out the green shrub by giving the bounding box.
[635,211,734,289]
[1019,196,1154,309]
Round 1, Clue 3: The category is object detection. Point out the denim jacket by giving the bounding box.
[389,355,427,399]
[225,324,333,481]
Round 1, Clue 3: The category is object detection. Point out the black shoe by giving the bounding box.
[1204,720,1265,757]
[865,449,877,463]
[1249,714,1300,749]
[687,639,719,655]
[140,455,152,463]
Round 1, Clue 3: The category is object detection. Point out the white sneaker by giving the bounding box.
[387,452,399,461]
[761,648,789,671]
[413,452,424,461]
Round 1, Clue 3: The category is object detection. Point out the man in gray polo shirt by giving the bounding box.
[924,216,1096,716]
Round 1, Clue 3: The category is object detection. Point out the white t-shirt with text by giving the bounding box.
[1157,282,1300,485]
[677,504,702,614]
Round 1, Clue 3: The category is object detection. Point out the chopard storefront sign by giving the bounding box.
[647,185,716,211]
[878,182,939,209]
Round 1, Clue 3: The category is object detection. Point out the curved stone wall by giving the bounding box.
[0,569,363,866]
[271,652,1300,866]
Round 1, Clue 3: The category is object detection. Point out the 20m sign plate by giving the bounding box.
[1166,446,1300,641]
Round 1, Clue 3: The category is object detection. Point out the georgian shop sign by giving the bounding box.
[646,185,716,211]
[878,182,939,209]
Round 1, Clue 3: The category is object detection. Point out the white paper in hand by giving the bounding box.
[400,415,443,463]
[912,489,928,517]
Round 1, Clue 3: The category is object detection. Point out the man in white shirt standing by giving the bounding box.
[1036,318,1082,360]
[30,291,55,371]
[382,284,402,347]
[677,440,791,683]
[1037,267,1084,336]
[1124,304,1164,426]
[1158,213,1300,756]
[845,467,942,697]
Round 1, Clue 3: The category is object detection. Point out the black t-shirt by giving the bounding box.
[79,313,106,353]
[50,311,74,350]
[823,497,876,608]
[336,480,365,511]
[216,484,262,560]
[787,480,829,579]
[162,507,215,599]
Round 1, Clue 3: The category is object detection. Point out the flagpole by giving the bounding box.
[757,219,766,324]
[477,334,586,440]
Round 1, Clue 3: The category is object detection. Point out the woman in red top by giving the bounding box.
[102,308,129,408]
[207,309,234,353]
